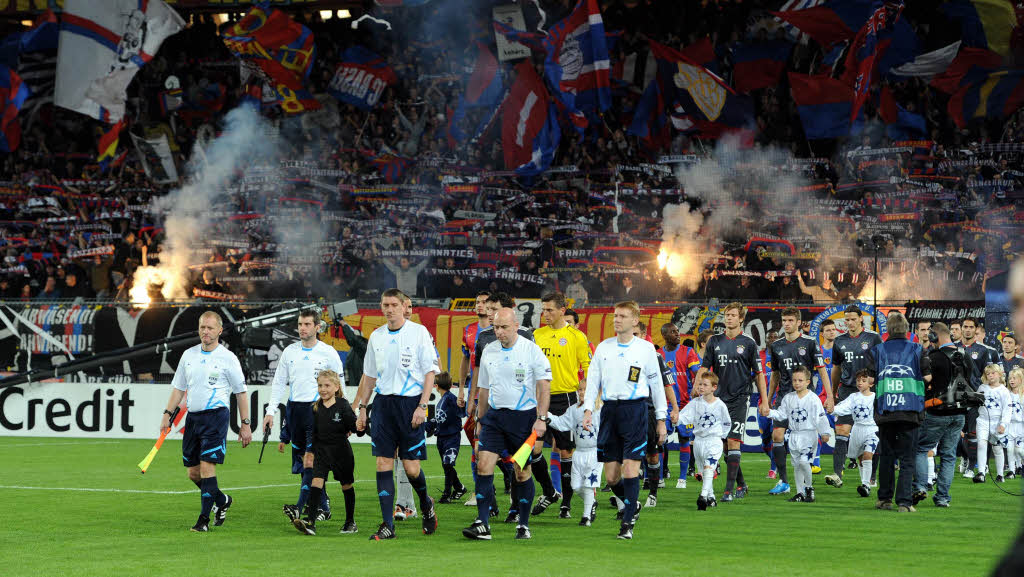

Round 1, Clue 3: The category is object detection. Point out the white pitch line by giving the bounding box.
[0,441,124,448]
[0,475,445,495]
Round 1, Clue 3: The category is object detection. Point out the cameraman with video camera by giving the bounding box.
[911,322,981,508]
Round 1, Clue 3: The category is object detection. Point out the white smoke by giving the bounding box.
[131,106,279,305]
[658,137,810,293]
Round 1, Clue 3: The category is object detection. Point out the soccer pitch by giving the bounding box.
[0,438,1018,577]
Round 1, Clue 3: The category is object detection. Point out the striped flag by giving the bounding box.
[775,0,825,44]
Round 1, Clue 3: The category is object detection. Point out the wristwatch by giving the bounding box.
[241,418,251,426]
[358,403,367,410]
[418,403,428,409]
[538,416,551,424]
[163,409,174,417]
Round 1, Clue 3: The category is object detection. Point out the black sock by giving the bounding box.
[560,458,574,508]
[647,462,661,497]
[320,487,330,511]
[516,478,535,527]
[530,454,555,497]
[661,446,670,476]
[834,436,850,476]
[869,453,878,483]
[622,476,640,524]
[408,470,432,512]
[343,486,355,524]
[442,464,455,494]
[200,477,217,518]
[725,451,741,492]
[192,478,202,490]
[773,443,789,484]
[306,485,323,520]
[968,437,979,469]
[610,479,625,506]
[737,463,745,488]
[376,471,395,529]
[475,474,493,527]
[296,468,313,510]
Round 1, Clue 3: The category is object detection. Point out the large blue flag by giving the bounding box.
[0,65,30,151]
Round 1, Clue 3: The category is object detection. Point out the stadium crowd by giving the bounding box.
[0,1,1021,306]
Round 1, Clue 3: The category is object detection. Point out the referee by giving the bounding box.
[160,311,252,532]
[583,301,666,540]
[354,289,440,541]
[261,309,343,522]
[463,309,551,541]
[531,292,590,518]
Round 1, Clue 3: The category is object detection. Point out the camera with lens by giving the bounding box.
[927,349,985,412]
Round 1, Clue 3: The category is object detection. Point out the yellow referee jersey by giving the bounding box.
[533,324,591,394]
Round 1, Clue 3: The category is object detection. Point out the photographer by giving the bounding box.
[872,311,928,512]
[911,323,968,508]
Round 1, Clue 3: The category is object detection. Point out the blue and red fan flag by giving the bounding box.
[772,0,877,48]
[97,119,125,172]
[648,39,754,138]
[502,60,560,179]
[542,0,612,129]
[878,85,926,140]
[363,152,410,183]
[732,40,792,93]
[842,1,905,123]
[788,71,853,140]
[0,65,29,152]
[948,67,1024,129]
[328,46,397,110]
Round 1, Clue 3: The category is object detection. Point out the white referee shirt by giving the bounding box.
[478,336,552,411]
[172,344,246,413]
[363,320,440,397]
[266,340,343,415]
[584,336,667,419]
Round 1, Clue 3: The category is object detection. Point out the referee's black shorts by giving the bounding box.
[543,391,577,451]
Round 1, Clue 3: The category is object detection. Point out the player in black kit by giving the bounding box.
[825,305,882,489]
[693,303,769,502]
[294,370,359,536]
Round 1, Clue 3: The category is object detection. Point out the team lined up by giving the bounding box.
[160,295,1024,537]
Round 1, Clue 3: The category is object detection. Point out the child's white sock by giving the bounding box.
[581,486,595,519]
[860,457,873,485]
[701,466,715,498]
[396,460,413,510]
[994,443,1005,477]
[927,455,935,483]
[977,439,989,474]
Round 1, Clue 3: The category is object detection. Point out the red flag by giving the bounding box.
[502,61,551,171]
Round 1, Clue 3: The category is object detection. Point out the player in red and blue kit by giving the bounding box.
[459,292,491,499]
[815,319,839,471]
[660,322,700,488]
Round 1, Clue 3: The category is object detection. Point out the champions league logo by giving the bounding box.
[698,412,716,429]
[442,447,459,465]
[879,365,914,378]
[986,395,1000,410]
[791,408,809,424]
[435,407,448,424]
[854,404,873,420]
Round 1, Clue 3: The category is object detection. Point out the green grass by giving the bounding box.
[0,437,1019,577]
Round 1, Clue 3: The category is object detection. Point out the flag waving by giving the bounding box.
[56,0,184,122]
[0,65,29,151]
[97,119,125,171]
[649,39,752,135]
[843,1,905,123]
[502,60,560,177]
[542,0,612,128]
[224,3,319,114]
[328,46,397,110]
